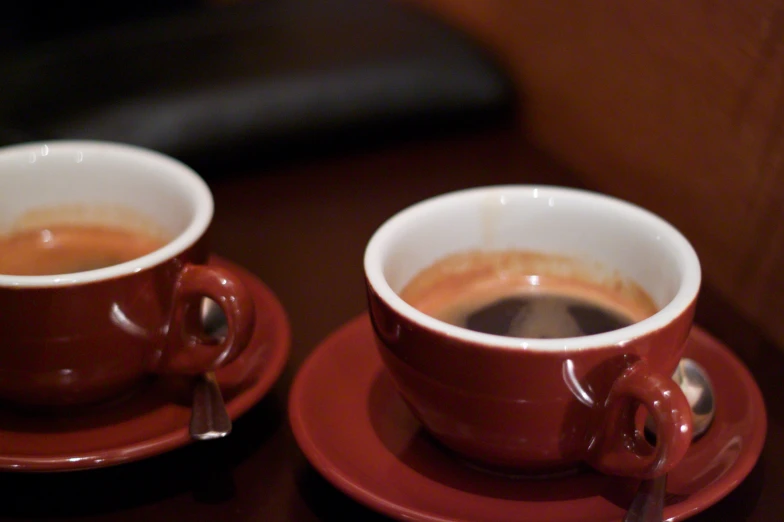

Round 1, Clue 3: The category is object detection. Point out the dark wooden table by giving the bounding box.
[0,128,778,521]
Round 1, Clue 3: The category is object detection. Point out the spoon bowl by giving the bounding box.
[672,358,715,439]
[644,357,715,440]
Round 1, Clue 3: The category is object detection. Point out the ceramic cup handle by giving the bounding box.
[589,360,693,479]
[157,264,255,375]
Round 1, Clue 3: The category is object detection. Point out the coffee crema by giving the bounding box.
[0,224,167,276]
[399,250,658,339]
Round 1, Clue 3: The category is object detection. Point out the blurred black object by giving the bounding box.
[0,0,514,175]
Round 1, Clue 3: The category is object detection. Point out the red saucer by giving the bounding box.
[0,256,290,472]
[290,315,766,522]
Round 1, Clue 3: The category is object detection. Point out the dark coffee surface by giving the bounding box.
[0,224,166,275]
[461,293,634,338]
[399,250,658,339]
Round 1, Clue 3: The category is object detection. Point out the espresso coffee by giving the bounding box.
[0,224,166,276]
[400,250,658,339]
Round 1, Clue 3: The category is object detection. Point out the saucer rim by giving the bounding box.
[0,256,291,472]
[290,314,767,522]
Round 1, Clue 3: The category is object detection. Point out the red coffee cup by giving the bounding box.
[364,186,700,479]
[0,141,255,408]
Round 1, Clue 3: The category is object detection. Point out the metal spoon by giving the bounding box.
[623,358,716,522]
[189,298,232,440]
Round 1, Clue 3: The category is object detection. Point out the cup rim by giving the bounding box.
[0,140,212,288]
[364,185,701,352]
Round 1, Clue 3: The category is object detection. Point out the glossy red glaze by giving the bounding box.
[289,315,766,522]
[0,237,255,408]
[368,285,695,478]
[160,263,255,374]
[589,360,692,477]
[0,256,290,472]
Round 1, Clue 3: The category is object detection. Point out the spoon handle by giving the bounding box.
[189,371,232,440]
[623,474,666,522]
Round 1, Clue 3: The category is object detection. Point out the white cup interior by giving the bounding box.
[364,185,701,350]
[0,141,212,287]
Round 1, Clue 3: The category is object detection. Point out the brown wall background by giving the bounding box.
[406,0,784,348]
